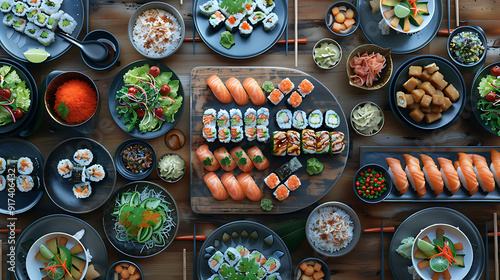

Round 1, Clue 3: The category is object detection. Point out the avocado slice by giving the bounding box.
[453,254,465,267]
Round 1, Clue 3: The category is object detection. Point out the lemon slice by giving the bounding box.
[23,49,50,63]
[417,238,435,252]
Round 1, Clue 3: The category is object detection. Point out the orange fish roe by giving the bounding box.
[54,79,97,124]
[288,91,303,108]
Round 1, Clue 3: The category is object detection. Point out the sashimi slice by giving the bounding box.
[237,173,264,201]
[385,157,409,195]
[437,157,460,195]
[472,154,495,193]
[203,172,229,200]
[243,78,266,105]
[456,153,478,195]
[207,75,233,104]
[490,150,500,186]
[225,77,249,106]
[221,172,246,200]
[420,154,444,196]
[403,154,426,198]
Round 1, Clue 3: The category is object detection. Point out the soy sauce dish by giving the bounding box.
[81,30,120,70]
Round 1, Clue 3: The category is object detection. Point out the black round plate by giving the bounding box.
[470,62,500,136]
[14,214,108,280]
[389,207,484,280]
[108,59,185,139]
[43,137,116,213]
[102,181,179,258]
[389,55,466,133]
[194,0,287,59]
[0,138,43,214]
[357,0,442,54]
[0,58,38,138]
[114,138,156,180]
[197,221,292,280]
[0,0,84,63]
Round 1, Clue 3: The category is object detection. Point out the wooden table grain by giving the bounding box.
[1,0,500,279]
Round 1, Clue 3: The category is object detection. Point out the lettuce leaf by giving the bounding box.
[4,70,21,87]
[163,95,183,123]
[167,80,179,98]
[155,72,172,88]
[13,81,30,111]
[0,106,13,126]
[0,66,11,77]
[478,75,500,98]
[123,64,150,84]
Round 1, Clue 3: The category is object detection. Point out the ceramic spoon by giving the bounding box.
[57,31,108,61]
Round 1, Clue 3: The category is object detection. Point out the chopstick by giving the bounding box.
[183,249,187,280]
[447,0,451,34]
[285,0,288,56]
[192,4,196,54]
[1,240,3,280]
[193,225,197,280]
[294,0,298,67]
[381,221,384,280]
[363,227,395,233]
[495,213,498,280]
[455,0,459,27]
[487,221,490,280]
[183,38,307,44]
[0,229,22,234]
[175,235,207,241]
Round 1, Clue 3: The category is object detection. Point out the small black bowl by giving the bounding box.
[447,26,487,70]
[114,139,156,180]
[353,164,392,203]
[325,1,359,37]
[295,257,330,280]
[106,260,143,280]
[81,30,120,70]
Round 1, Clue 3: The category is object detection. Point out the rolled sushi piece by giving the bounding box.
[268,89,283,105]
[245,126,256,141]
[58,12,77,34]
[224,247,241,266]
[254,266,267,280]
[262,12,278,31]
[229,109,242,127]
[86,164,105,182]
[243,0,256,15]
[17,175,34,192]
[71,165,87,182]
[272,131,287,156]
[199,0,219,17]
[0,0,13,13]
[209,11,225,29]
[249,250,267,266]
[256,107,269,126]
[12,2,28,17]
[256,125,269,143]
[73,181,92,198]
[287,91,302,108]
[275,157,303,180]
[40,0,61,15]
[263,257,281,273]
[292,110,307,130]
[235,245,249,257]
[33,11,48,27]
[217,109,230,128]
[24,22,39,39]
[45,9,62,30]
[273,184,289,201]
[286,130,300,156]
[308,109,323,129]
[2,13,15,27]
[325,110,340,129]
[248,11,265,26]
[218,127,231,143]
[17,157,33,175]
[264,173,280,189]
[73,149,93,166]
[298,79,314,97]
[26,0,41,7]
[203,108,217,127]
[244,108,257,127]
[0,175,5,191]
[316,131,330,154]
[203,126,217,142]
[12,16,26,32]
[230,126,244,143]
[257,0,275,14]
[330,131,345,155]
[208,251,224,272]
[302,129,316,154]
[57,159,73,178]
[26,7,39,22]
[276,109,292,129]
[238,20,253,37]
[267,273,282,280]
[37,28,55,46]
[225,14,241,33]
[285,174,301,191]
[0,157,5,174]
[278,78,294,95]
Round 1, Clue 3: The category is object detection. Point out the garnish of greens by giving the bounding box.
[262,81,274,93]
[219,0,247,14]
[396,237,414,259]
[115,64,182,133]
[220,257,262,280]
[306,157,323,175]
[56,101,69,119]
[476,67,500,135]
[112,186,175,253]
[220,31,235,49]
[260,198,273,211]
[0,65,31,125]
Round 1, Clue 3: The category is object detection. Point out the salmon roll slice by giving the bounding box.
[437,157,461,195]
[204,172,229,200]
[456,153,479,195]
[203,108,217,127]
[298,79,314,97]
[247,146,269,170]
[278,78,294,95]
[386,157,409,195]
[226,77,249,105]
[490,150,500,186]
[403,154,426,198]
[267,88,283,105]
[196,144,220,171]
[273,184,290,201]
[221,172,246,200]
[420,154,444,196]
[243,78,266,105]
[230,146,254,172]
[264,173,280,189]
[287,91,303,108]
[207,75,233,104]
[472,154,495,193]
[237,173,264,201]
[214,147,237,171]
[285,175,301,191]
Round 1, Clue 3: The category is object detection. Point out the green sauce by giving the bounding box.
[306,157,323,175]
[262,81,274,93]
[220,31,235,49]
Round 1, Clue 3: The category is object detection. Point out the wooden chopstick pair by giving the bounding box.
[495,213,499,280]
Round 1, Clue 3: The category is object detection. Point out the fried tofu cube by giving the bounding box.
[403,77,420,92]
[411,88,425,103]
[432,94,445,106]
[396,91,407,108]
[420,94,433,108]
[434,90,444,97]
[429,71,444,86]
[430,105,443,113]
[409,103,420,109]
[409,107,425,122]
[424,63,440,74]
[434,79,448,91]
[409,66,423,78]
[419,81,436,96]
[420,69,431,81]
[420,106,432,114]
[425,112,442,123]
[441,97,453,111]
[444,84,460,102]
[405,93,415,106]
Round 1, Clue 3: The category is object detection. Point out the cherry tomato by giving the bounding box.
[149,66,160,78]
[13,108,23,119]
[486,91,497,103]
[3,88,12,99]
[128,87,138,95]
[159,84,171,96]
[491,66,500,77]
[155,107,164,117]
[136,109,145,118]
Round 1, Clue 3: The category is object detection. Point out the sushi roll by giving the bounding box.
[218,127,231,143]
[0,175,5,191]
[203,126,217,142]
[12,17,26,32]
[37,28,55,46]
[263,257,280,273]
[257,0,275,14]
[264,173,280,189]
[73,149,93,166]
[26,0,41,6]
[256,125,269,142]
[230,126,244,143]
[71,165,87,182]
[248,11,266,26]
[245,126,256,141]
[2,13,15,27]
[217,109,230,128]
[26,7,39,22]
[278,78,294,95]
[257,107,269,126]
[57,159,73,178]
[273,184,289,201]
[235,245,249,257]
[73,181,92,198]
[302,129,316,154]
[267,273,282,280]
[40,0,61,15]
[272,131,287,156]
[24,22,39,39]
[325,110,340,129]
[244,108,257,127]
[58,13,77,34]
[308,109,323,129]
[17,157,33,175]
[17,175,34,192]
[287,91,303,108]
[209,251,224,272]
[292,110,308,130]
[85,164,105,182]
[203,108,217,127]
[0,0,13,13]
[268,89,284,105]
[276,109,292,129]
[0,157,6,174]
[229,108,243,127]
[199,0,219,17]
[285,174,301,191]
[33,11,48,27]
[330,131,345,155]
[316,131,330,154]
[239,20,253,37]
[224,247,241,266]
[225,14,241,33]
[262,12,278,31]
[298,79,314,97]
[286,130,300,156]
[45,9,62,30]
[243,0,256,15]
[254,266,267,280]
[209,11,225,29]
[250,250,267,266]
[12,2,28,17]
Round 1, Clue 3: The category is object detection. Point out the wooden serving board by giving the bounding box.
[190,67,349,214]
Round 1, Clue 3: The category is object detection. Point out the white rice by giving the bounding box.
[307,206,354,253]
[132,9,181,57]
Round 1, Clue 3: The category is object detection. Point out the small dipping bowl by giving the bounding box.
[156,153,186,183]
[106,260,143,280]
[325,1,359,36]
[312,38,342,70]
[346,44,393,90]
[447,26,487,71]
[353,164,392,203]
[350,101,385,136]
[114,139,156,180]
[81,30,120,70]
[295,257,330,280]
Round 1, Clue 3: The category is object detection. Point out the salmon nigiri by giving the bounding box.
[420,154,444,196]
[221,172,246,200]
[437,157,461,195]
[456,153,478,195]
[386,157,409,195]
[403,154,426,198]
[243,78,266,105]
[196,144,220,171]
[207,75,233,104]
[472,154,495,193]
[237,173,264,201]
[247,146,269,170]
[204,172,229,200]
[490,150,500,186]
[214,147,237,171]
[230,147,254,172]
[225,77,249,106]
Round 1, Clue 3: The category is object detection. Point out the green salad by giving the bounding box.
[0,65,31,126]
[115,64,183,133]
[476,67,500,135]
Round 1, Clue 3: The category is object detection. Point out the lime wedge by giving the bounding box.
[417,238,435,252]
[23,49,50,63]
[394,2,410,19]
[45,261,64,280]
[429,256,450,273]
[39,244,54,260]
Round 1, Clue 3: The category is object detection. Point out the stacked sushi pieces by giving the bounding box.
[0,156,37,192]
[1,0,77,46]
[57,149,105,199]
[271,130,345,156]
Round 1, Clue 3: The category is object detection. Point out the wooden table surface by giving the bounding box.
[1,0,500,279]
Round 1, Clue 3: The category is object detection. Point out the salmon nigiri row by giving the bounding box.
[203,172,264,201]
[196,144,269,172]
[206,75,266,106]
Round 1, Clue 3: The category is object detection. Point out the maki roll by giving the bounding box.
[0,157,6,174]
[203,108,217,127]
[316,131,330,154]
[330,131,345,155]
[245,126,256,141]
[224,247,241,266]
[298,79,314,97]
[71,165,87,182]
[250,250,267,266]
[248,11,265,25]
[33,11,48,27]
[256,107,269,126]
[73,181,92,198]
[229,108,243,127]
[36,27,54,46]
[287,91,302,108]
[272,131,287,156]
[40,0,61,15]
[57,159,73,178]
[267,88,283,105]
[225,14,241,33]
[243,0,256,15]
[244,108,257,127]
[58,13,77,34]
[286,130,300,156]
[202,126,217,142]
[73,149,93,166]
[26,0,41,7]
[239,20,253,37]
[12,17,26,32]
[17,157,33,175]
[256,125,269,142]
[264,173,280,189]
[302,129,316,154]
[273,184,289,201]
[46,9,62,30]
[276,109,292,129]
[278,78,294,95]
[263,257,280,273]
[17,175,34,192]
[208,251,224,272]
[262,12,278,31]
[257,0,275,14]
[230,126,244,143]
[0,0,13,13]
[325,110,340,129]
[217,109,230,128]
[275,158,303,180]
[12,2,28,17]
[285,174,301,191]
[254,266,267,279]
[267,273,282,280]
[209,11,225,29]
[85,164,105,182]
[292,110,308,130]
[218,127,231,143]
[24,22,39,39]
[0,175,5,191]
[2,13,15,27]
[26,7,39,22]
[308,109,323,129]
[199,0,219,17]
[235,245,249,257]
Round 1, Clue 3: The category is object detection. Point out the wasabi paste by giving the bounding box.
[306,157,323,175]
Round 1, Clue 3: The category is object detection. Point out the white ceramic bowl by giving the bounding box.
[411,223,473,280]
[26,232,89,280]
[380,0,435,34]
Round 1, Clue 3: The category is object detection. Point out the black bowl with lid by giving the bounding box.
[114,139,156,180]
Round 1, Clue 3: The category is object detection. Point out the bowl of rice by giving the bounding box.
[128,2,185,59]
[305,201,361,257]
